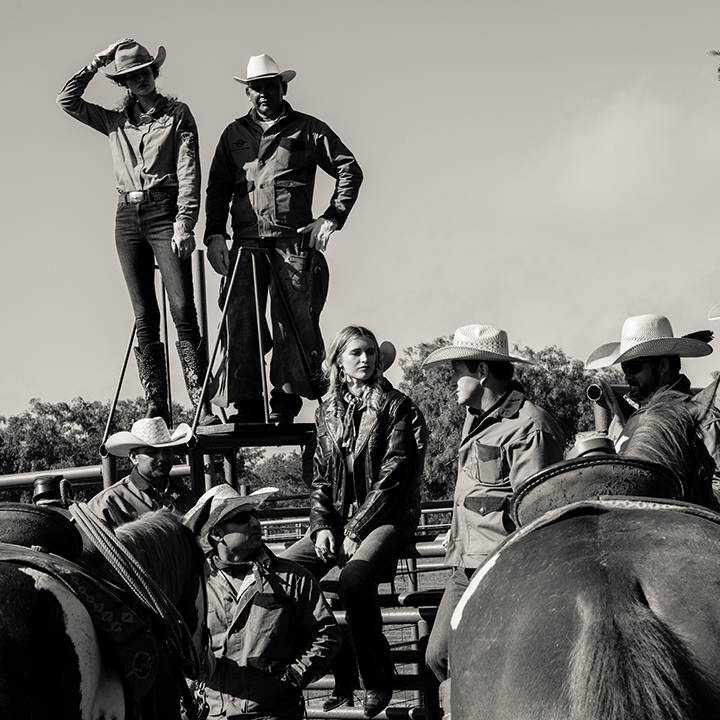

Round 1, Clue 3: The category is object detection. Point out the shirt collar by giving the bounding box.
[469,380,526,423]
[247,101,293,126]
[126,94,168,121]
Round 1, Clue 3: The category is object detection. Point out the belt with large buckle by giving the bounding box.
[122,190,147,204]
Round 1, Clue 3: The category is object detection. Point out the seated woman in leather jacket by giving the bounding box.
[283,325,427,717]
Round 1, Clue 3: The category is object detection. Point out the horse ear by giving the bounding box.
[692,375,720,423]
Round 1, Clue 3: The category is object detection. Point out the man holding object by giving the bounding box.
[205,54,363,423]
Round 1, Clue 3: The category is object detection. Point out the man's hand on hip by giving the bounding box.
[297,217,338,252]
[206,234,230,275]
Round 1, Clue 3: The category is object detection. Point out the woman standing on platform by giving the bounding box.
[283,325,427,718]
[57,38,214,424]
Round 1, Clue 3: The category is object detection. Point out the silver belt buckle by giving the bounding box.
[126,191,145,204]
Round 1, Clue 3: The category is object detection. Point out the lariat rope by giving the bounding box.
[69,502,201,678]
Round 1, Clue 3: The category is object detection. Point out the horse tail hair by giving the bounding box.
[568,582,720,720]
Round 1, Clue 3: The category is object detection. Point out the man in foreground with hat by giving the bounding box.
[183,484,341,719]
[88,417,195,528]
[421,324,565,711]
[204,53,363,423]
[586,313,720,497]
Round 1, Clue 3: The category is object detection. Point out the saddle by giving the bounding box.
[0,503,83,560]
[0,540,161,706]
[510,455,684,527]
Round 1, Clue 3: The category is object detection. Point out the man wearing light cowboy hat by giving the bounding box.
[585,313,720,485]
[87,417,195,528]
[204,53,363,423]
[183,484,340,720]
[422,324,565,707]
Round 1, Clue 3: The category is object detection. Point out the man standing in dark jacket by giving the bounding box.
[204,53,363,422]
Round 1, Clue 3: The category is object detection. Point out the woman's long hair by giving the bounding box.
[326,325,384,415]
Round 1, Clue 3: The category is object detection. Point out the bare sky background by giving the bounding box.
[3,0,720,420]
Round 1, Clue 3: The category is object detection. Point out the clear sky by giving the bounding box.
[3,0,720,419]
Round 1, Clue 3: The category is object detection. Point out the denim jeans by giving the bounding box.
[115,197,200,348]
[425,566,475,682]
[282,524,412,690]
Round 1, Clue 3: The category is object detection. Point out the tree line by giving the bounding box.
[0,339,620,502]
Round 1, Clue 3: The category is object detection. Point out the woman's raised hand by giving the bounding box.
[94,38,133,67]
[314,529,336,562]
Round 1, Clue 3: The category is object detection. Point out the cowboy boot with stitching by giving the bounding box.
[134,341,170,423]
[176,338,218,425]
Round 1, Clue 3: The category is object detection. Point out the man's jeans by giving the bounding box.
[115,198,200,348]
[282,524,411,690]
[425,567,476,682]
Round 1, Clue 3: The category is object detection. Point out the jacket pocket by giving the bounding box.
[466,443,503,486]
[463,495,506,515]
[274,179,312,227]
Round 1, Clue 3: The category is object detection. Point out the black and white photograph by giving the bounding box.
[3,1,720,718]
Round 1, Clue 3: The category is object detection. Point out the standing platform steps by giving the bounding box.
[189,421,316,494]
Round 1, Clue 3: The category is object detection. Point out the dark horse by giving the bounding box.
[0,508,206,720]
[450,390,720,720]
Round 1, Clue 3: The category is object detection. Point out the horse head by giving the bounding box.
[621,389,715,508]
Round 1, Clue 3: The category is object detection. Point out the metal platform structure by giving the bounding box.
[98,249,322,493]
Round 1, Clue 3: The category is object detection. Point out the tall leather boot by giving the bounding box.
[176,338,218,425]
[134,342,170,423]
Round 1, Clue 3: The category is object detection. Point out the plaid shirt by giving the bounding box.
[57,66,201,227]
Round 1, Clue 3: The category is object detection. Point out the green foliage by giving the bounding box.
[399,336,623,501]
[246,451,310,506]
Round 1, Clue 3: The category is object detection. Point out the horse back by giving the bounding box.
[0,560,125,720]
[451,506,720,720]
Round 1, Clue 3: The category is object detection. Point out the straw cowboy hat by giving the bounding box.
[103,40,166,78]
[422,325,533,369]
[234,53,296,85]
[183,484,277,551]
[104,417,193,457]
[585,314,713,370]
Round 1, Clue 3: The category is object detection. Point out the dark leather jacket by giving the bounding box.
[309,380,427,542]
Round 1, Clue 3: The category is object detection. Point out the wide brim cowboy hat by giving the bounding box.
[233,53,296,84]
[183,484,277,552]
[103,41,166,78]
[104,417,193,457]
[422,324,533,369]
[585,314,713,370]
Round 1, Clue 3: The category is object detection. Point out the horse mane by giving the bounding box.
[621,390,697,489]
[113,509,203,605]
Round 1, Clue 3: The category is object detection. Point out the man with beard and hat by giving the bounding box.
[421,324,565,715]
[585,313,720,504]
[204,53,363,423]
[183,484,341,720]
[88,417,195,528]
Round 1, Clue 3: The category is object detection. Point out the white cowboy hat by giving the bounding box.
[104,417,193,457]
[182,484,277,550]
[103,41,166,78]
[585,314,713,370]
[233,53,296,85]
[422,325,533,369]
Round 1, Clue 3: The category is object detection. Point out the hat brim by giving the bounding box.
[233,69,296,84]
[104,422,193,457]
[585,338,712,370]
[422,345,534,369]
[103,45,167,78]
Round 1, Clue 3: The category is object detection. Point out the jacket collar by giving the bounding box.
[461,381,526,444]
[247,100,294,127]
